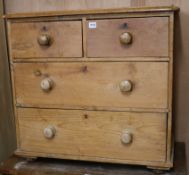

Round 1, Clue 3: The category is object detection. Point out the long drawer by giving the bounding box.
[14,62,168,109]
[9,21,83,58]
[17,108,167,163]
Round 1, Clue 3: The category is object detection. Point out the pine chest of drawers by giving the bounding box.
[5,7,178,170]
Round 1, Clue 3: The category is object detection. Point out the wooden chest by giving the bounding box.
[4,6,178,170]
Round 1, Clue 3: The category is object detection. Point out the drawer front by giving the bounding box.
[14,62,168,109]
[87,17,169,58]
[18,108,167,162]
[9,21,83,58]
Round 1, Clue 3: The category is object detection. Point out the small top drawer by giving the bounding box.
[9,21,83,59]
[87,17,169,58]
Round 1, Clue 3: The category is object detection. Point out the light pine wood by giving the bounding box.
[14,150,173,168]
[82,18,87,58]
[9,21,83,59]
[17,108,167,163]
[12,57,170,63]
[4,6,178,170]
[166,13,174,164]
[0,144,186,175]
[3,6,179,19]
[13,62,168,110]
[87,17,169,58]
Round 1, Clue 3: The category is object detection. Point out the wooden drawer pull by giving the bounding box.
[40,78,54,92]
[119,80,133,92]
[37,34,52,46]
[43,126,56,139]
[121,131,133,144]
[120,32,132,45]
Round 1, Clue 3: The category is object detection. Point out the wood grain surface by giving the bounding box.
[17,108,167,164]
[9,21,83,58]
[13,62,168,110]
[2,0,189,172]
[5,6,175,169]
[0,143,186,175]
[87,17,169,58]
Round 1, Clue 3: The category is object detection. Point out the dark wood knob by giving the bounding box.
[121,131,133,144]
[44,126,56,139]
[40,78,54,92]
[37,34,51,46]
[120,32,132,45]
[119,80,133,92]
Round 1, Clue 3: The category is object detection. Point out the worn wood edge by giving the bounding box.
[166,12,174,165]
[82,17,87,58]
[0,143,184,174]
[15,105,170,113]
[6,21,20,149]
[5,13,174,23]
[14,150,173,169]
[11,57,170,63]
[3,6,179,19]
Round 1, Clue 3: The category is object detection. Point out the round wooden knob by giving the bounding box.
[119,80,133,92]
[40,78,53,92]
[121,131,133,144]
[37,34,51,46]
[44,126,56,139]
[120,32,132,45]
